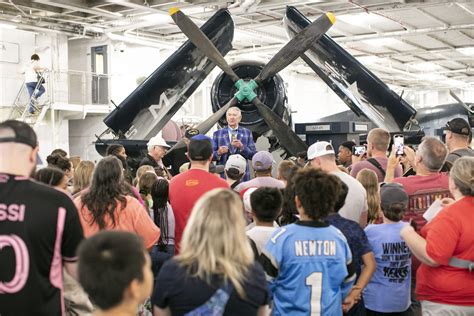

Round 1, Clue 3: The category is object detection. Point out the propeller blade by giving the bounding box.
[252,97,307,156]
[255,12,335,84]
[449,89,474,114]
[170,7,240,83]
[165,97,237,155]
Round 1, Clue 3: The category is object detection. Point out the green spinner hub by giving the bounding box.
[234,79,258,103]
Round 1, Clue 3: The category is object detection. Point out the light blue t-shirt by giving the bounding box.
[364,222,411,313]
[265,222,355,316]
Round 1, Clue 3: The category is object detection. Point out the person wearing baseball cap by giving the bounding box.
[224,154,247,189]
[234,151,285,192]
[444,118,473,164]
[307,141,368,227]
[139,133,172,178]
[0,120,84,314]
[168,134,228,253]
[364,182,412,315]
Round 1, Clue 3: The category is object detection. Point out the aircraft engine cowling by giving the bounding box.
[210,61,289,136]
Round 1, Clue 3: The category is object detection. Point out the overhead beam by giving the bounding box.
[333,23,474,43]
[32,0,123,18]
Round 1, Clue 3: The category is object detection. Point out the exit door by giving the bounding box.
[91,45,108,104]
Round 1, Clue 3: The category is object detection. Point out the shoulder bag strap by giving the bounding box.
[366,158,386,177]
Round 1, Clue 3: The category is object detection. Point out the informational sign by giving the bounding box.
[306,124,331,132]
[0,41,20,63]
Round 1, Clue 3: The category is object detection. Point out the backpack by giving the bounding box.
[184,282,233,316]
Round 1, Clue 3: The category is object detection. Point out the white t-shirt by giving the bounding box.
[331,171,368,224]
[246,226,277,255]
[24,60,45,83]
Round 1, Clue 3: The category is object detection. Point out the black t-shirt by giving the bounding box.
[152,259,269,315]
[0,174,84,316]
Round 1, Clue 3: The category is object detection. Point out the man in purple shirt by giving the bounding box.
[212,107,256,181]
[351,128,403,182]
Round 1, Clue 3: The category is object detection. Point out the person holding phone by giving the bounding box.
[212,107,256,181]
[350,128,403,182]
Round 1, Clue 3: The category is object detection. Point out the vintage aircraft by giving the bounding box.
[95,6,472,172]
[284,6,472,141]
[95,7,336,172]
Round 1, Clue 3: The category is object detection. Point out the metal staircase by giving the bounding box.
[9,73,50,127]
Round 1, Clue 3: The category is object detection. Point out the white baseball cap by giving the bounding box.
[147,133,170,148]
[225,154,247,174]
[307,141,335,160]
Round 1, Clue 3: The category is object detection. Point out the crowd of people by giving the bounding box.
[0,113,473,316]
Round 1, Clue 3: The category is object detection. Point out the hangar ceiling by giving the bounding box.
[1,0,473,90]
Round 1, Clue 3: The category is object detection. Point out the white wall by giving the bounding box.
[0,28,35,110]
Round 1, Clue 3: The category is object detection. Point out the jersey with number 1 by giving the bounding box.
[264,222,355,316]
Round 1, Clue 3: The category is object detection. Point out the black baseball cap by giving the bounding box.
[188,134,212,161]
[340,141,356,151]
[0,120,37,148]
[446,118,471,136]
[380,183,408,210]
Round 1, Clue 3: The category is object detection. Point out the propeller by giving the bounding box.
[449,89,474,114]
[170,7,335,155]
[170,8,240,83]
[165,97,237,155]
[255,12,335,84]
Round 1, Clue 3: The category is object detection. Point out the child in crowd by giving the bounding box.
[324,180,376,315]
[246,187,283,255]
[364,183,412,315]
[262,169,356,315]
[77,231,154,316]
[357,168,381,224]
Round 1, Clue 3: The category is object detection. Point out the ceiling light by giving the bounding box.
[362,38,400,47]
[410,62,443,71]
[0,22,17,29]
[457,47,474,56]
[356,55,384,64]
[416,73,446,81]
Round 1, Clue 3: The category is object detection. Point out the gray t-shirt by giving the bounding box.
[332,171,368,224]
[446,148,474,164]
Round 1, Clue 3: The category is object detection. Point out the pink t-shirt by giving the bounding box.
[350,157,403,183]
[74,195,160,249]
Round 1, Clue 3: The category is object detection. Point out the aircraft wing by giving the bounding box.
[102,9,234,140]
[284,6,417,132]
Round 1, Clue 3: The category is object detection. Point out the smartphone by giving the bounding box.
[394,134,404,156]
[352,145,366,156]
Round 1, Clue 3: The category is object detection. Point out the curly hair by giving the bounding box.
[293,168,342,220]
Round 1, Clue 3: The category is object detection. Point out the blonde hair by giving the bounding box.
[72,160,94,195]
[450,157,474,196]
[277,160,296,181]
[176,188,253,298]
[368,128,390,152]
[134,165,155,186]
[357,168,381,224]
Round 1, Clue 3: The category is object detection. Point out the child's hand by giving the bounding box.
[342,295,356,313]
